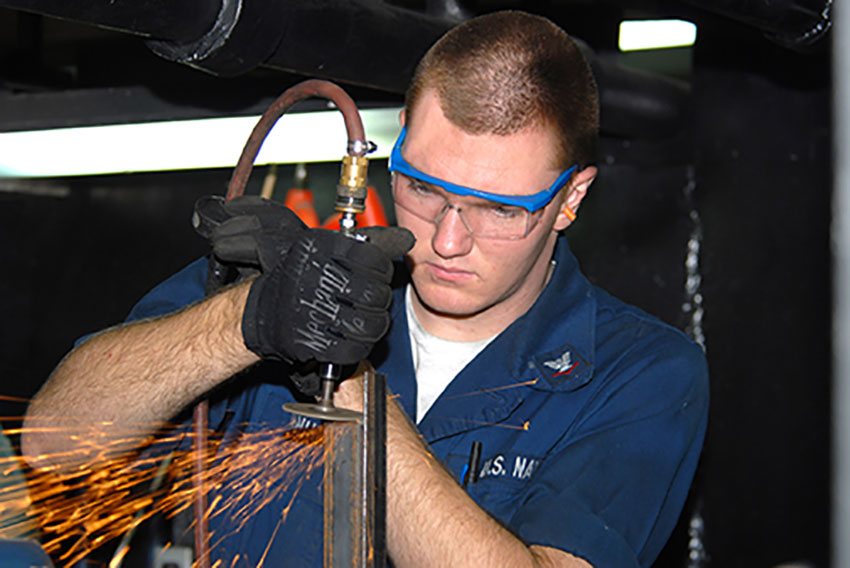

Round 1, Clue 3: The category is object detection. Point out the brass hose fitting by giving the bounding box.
[335,154,369,233]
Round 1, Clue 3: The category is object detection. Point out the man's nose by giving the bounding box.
[431,206,474,258]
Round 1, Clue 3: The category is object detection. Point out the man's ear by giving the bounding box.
[554,165,597,230]
[399,109,406,127]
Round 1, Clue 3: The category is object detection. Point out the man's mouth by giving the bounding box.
[425,262,475,282]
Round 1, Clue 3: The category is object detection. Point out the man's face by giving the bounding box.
[395,91,589,336]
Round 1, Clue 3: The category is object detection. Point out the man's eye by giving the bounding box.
[410,181,435,196]
[488,204,524,219]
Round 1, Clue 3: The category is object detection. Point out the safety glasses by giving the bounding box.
[388,126,577,213]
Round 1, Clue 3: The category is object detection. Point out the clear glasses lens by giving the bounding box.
[393,175,536,240]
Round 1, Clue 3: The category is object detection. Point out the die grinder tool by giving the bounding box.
[282,147,372,422]
[224,79,375,422]
[189,79,376,568]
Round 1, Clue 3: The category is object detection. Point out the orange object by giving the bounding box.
[321,212,342,231]
[321,186,389,230]
[361,185,389,227]
[562,205,577,222]
[284,188,320,228]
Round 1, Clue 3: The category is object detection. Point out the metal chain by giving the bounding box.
[682,165,708,568]
[682,165,706,353]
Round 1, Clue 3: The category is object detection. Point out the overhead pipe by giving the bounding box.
[0,0,221,43]
[425,0,472,22]
[681,0,831,51]
[0,0,454,90]
[575,39,691,140]
[596,63,690,140]
[151,0,691,137]
[147,0,455,91]
[0,0,693,137]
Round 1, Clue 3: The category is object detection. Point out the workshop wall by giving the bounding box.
[690,67,831,567]
[570,41,831,568]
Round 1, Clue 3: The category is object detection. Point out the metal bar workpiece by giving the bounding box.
[323,362,387,567]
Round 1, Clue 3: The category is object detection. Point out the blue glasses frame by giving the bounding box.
[388,126,577,213]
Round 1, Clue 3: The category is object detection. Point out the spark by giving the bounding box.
[108,544,129,567]
[430,416,531,431]
[442,378,540,400]
[256,514,285,568]
[0,416,325,568]
[0,395,31,403]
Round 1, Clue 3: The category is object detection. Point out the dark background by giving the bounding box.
[0,1,832,566]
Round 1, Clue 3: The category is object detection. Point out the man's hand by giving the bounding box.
[242,226,413,365]
[194,194,414,371]
[193,195,306,279]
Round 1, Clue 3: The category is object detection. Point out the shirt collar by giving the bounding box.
[505,237,596,392]
[373,237,597,442]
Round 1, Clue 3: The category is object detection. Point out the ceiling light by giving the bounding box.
[618,19,697,52]
[0,107,403,178]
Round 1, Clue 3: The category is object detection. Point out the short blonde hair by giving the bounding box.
[405,11,599,168]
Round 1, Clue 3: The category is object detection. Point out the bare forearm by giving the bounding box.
[385,403,588,567]
[334,378,590,567]
[23,283,259,468]
[386,409,526,566]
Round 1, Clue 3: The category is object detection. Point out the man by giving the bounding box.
[23,11,708,567]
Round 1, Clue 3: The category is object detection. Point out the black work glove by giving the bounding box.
[192,195,304,282]
[242,222,415,366]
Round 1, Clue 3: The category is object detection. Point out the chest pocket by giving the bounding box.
[445,450,546,520]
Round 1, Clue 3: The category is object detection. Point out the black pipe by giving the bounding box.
[595,61,690,140]
[0,0,221,43]
[0,0,691,137]
[575,39,690,140]
[681,0,831,50]
[261,2,454,92]
[150,0,688,135]
[148,0,455,91]
[0,0,453,91]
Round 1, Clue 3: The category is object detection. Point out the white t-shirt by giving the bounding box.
[405,285,497,423]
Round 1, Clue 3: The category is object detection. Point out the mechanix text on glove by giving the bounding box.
[242,226,414,365]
